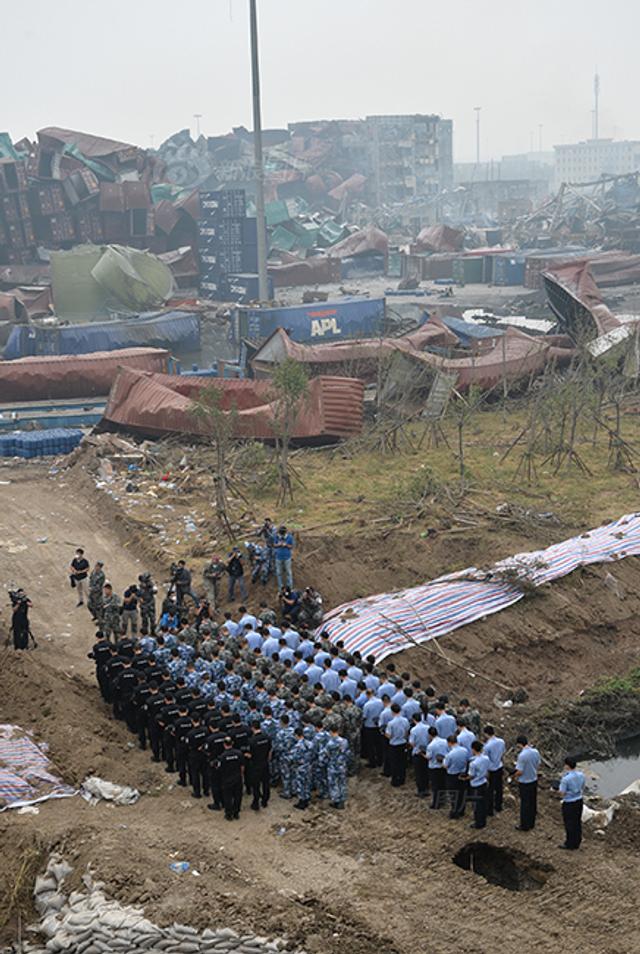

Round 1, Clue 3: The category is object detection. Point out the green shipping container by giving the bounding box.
[452,256,485,284]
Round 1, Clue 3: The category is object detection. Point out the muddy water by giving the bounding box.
[582,735,640,798]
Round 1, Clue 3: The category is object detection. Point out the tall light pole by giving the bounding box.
[538,124,543,152]
[474,106,481,165]
[593,70,600,140]
[193,113,203,138]
[249,0,269,301]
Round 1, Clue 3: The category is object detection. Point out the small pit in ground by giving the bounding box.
[453,842,553,891]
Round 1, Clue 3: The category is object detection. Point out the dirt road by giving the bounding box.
[2,463,640,954]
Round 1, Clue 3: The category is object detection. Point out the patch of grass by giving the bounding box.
[586,667,640,701]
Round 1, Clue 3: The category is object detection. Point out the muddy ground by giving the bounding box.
[2,463,640,953]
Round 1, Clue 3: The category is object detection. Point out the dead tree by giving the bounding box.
[271,358,309,504]
[190,384,237,536]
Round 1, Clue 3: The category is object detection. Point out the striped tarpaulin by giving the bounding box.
[0,724,76,811]
[318,512,640,662]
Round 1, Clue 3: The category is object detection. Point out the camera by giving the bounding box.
[9,588,28,606]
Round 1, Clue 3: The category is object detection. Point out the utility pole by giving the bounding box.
[249,0,269,302]
[538,124,543,152]
[593,70,600,140]
[474,106,481,164]
[193,114,203,138]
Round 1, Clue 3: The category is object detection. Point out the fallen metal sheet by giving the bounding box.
[0,347,170,401]
[414,224,464,253]
[542,260,622,338]
[101,370,364,443]
[329,226,388,260]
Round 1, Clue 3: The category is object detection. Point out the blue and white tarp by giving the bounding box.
[0,725,76,811]
[319,512,640,662]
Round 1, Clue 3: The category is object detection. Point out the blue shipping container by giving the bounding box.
[492,255,526,286]
[235,296,386,344]
[3,311,201,359]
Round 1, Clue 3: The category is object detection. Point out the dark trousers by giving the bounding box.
[250,764,270,808]
[362,727,380,766]
[519,780,538,830]
[381,737,391,777]
[222,781,243,819]
[447,774,466,818]
[430,767,447,808]
[209,766,223,807]
[123,698,137,733]
[488,768,503,815]
[188,753,208,797]
[137,711,147,750]
[389,744,407,787]
[471,782,489,828]
[97,668,109,701]
[413,754,429,794]
[562,799,583,849]
[177,745,189,784]
[149,722,163,761]
[164,732,176,771]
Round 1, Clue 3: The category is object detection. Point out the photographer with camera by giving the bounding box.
[9,588,33,650]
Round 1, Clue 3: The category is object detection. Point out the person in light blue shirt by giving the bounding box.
[314,649,331,668]
[267,624,283,641]
[238,607,257,630]
[467,740,490,829]
[435,706,457,740]
[558,756,585,850]
[386,705,410,787]
[261,633,280,658]
[293,654,308,676]
[362,692,384,767]
[304,662,323,687]
[298,637,314,660]
[378,698,394,778]
[443,736,468,818]
[355,688,369,709]
[321,661,341,694]
[515,735,541,831]
[277,640,294,665]
[377,678,396,701]
[401,689,421,722]
[283,627,300,650]
[347,662,364,684]
[339,673,358,700]
[364,670,380,693]
[246,629,264,653]
[456,720,476,755]
[483,725,506,815]
[426,728,449,809]
[409,716,430,797]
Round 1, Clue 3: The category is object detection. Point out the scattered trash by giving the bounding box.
[37,536,48,543]
[17,805,40,815]
[169,861,191,873]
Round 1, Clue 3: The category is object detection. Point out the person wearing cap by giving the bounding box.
[514,735,541,831]
[274,525,294,589]
[558,756,586,850]
[87,561,105,623]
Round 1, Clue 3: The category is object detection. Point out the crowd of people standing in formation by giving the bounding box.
[72,518,586,850]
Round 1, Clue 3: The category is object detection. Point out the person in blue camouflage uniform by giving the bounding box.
[311,722,331,799]
[290,726,313,809]
[275,715,295,799]
[321,727,349,809]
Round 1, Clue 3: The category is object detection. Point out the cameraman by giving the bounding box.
[10,589,32,650]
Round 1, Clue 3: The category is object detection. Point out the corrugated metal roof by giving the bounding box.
[38,127,137,159]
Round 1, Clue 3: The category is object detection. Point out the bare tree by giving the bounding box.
[271,358,309,503]
[191,384,237,536]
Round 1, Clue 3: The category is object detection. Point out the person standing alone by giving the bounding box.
[69,548,90,607]
[274,525,294,589]
[514,735,541,832]
[558,756,585,850]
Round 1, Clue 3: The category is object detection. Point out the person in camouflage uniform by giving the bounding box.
[311,722,331,799]
[321,728,349,809]
[138,573,157,636]
[202,556,226,609]
[290,726,313,809]
[275,715,295,799]
[102,583,122,642]
[87,561,105,624]
[341,696,363,776]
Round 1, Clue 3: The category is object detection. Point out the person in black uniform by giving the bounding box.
[247,721,272,811]
[88,631,112,700]
[186,716,209,799]
[146,683,168,762]
[113,659,139,731]
[175,710,194,786]
[156,694,181,765]
[205,722,227,811]
[104,645,126,706]
[131,674,154,749]
[167,704,192,774]
[215,737,244,820]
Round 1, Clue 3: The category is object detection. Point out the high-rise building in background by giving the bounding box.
[366,114,453,205]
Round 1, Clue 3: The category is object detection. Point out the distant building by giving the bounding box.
[366,114,453,205]
[554,139,640,186]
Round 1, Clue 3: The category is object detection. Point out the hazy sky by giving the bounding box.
[5,0,638,161]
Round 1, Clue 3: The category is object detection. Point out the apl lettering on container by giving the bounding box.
[235,296,386,344]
